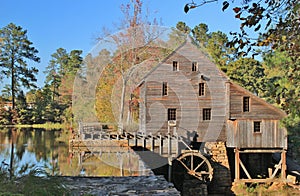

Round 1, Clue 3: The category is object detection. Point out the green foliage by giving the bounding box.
[44,48,82,104]
[0,163,70,195]
[184,0,300,59]
[176,21,235,72]
[0,23,40,109]
[192,23,209,47]
[176,21,191,34]
[0,47,84,126]
[205,31,234,72]
[227,58,266,96]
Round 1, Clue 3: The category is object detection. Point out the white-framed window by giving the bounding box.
[203,108,211,120]
[199,83,205,96]
[243,96,250,112]
[168,108,176,120]
[192,62,197,71]
[173,61,178,71]
[162,82,168,96]
[253,121,261,133]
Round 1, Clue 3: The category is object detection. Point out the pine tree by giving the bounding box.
[0,23,40,109]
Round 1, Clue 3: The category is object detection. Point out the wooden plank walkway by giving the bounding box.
[71,122,191,158]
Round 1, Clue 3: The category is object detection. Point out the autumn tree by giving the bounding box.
[95,0,173,132]
[0,23,40,109]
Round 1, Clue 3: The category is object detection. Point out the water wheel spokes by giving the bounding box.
[177,150,213,182]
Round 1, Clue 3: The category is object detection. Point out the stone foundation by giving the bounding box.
[205,142,233,195]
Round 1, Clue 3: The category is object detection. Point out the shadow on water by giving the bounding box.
[131,143,234,195]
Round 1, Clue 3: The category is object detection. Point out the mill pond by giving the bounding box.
[0,128,142,177]
[0,127,182,195]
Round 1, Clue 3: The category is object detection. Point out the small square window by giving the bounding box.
[203,108,211,121]
[254,121,261,133]
[199,83,205,96]
[173,61,178,71]
[192,62,197,71]
[168,108,176,120]
[162,82,168,96]
[243,97,250,112]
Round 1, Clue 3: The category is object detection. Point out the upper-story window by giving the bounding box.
[199,83,205,96]
[203,108,211,120]
[243,96,250,112]
[253,121,261,133]
[162,82,168,96]
[192,62,197,71]
[173,61,178,71]
[168,108,176,120]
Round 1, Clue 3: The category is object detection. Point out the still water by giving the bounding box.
[0,128,140,177]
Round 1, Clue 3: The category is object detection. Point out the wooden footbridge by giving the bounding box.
[69,122,214,182]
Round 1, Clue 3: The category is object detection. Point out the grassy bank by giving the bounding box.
[0,169,70,195]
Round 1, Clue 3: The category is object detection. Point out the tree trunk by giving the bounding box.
[11,59,15,110]
[9,133,14,180]
[118,77,127,134]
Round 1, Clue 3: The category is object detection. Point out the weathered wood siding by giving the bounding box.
[227,119,287,149]
[139,39,287,148]
[229,83,286,119]
[227,83,287,148]
[139,40,228,142]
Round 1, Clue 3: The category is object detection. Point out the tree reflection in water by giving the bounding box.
[0,128,140,177]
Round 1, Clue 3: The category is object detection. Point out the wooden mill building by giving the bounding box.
[136,37,288,184]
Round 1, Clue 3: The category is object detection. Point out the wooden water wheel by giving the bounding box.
[177,150,213,182]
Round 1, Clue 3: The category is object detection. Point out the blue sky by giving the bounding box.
[1,0,242,88]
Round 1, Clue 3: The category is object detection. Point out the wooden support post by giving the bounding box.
[134,132,137,147]
[175,135,179,156]
[120,154,124,177]
[143,137,147,149]
[168,156,172,182]
[235,148,240,181]
[150,134,154,152]
[126,132,130,146]
[159,135,163,155]
[281,150,287,180]
[168,134,171,156]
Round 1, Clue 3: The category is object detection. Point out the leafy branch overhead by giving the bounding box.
[184,0,300,57]
[184,0,218,13]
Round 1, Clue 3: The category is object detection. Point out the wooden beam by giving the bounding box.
[270,159,282,179]
[235,148,240,181]
[159,135,163,155]
[150,134,154,151]
[239,149,283,153]
[281,150,287,180]
[238,179,278,183]
[143,137,147,149]
[134,132,137,147]
[239,158,252,179]
[168,134,171,156]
